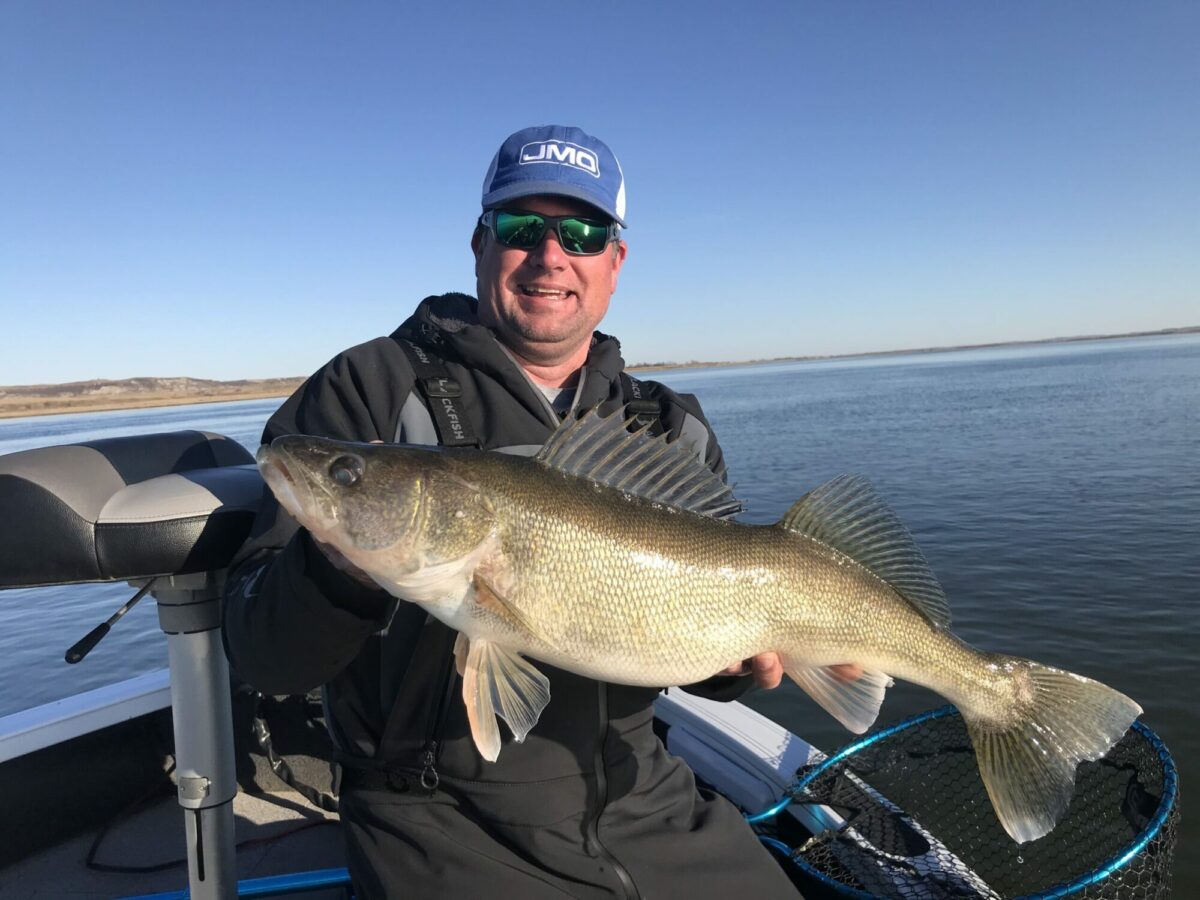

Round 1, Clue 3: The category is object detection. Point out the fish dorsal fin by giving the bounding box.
[535,406,741,519]
[779,474,951,628]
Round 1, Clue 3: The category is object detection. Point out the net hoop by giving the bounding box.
[775,705,1178,900]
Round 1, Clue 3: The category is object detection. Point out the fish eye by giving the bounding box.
[329,455,364,487]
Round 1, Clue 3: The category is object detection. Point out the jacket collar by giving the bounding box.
[391,293,626,415]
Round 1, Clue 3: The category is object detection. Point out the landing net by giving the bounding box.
[751,706,1178,899]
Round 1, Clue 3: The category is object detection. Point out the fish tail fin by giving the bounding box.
[782,658,894,734]
[964,659,1142,843]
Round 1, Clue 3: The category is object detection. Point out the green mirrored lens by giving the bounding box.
[492,211,611,254]
[494,212,546,249]
[559,218,609,254]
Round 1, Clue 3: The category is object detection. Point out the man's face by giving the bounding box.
[473,195,627,366]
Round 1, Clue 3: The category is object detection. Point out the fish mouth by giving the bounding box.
[268,455,295,485]
[256,444,309,522]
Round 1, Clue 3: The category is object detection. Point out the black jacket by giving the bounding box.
[222,294,799,899]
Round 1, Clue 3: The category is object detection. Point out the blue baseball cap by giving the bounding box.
[481,125,627,227]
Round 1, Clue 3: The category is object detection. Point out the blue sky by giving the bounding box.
[2,1,1196,385]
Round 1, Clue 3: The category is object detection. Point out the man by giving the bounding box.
[223,125,800,899]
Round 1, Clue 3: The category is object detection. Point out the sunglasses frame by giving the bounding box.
[480,208,620,256]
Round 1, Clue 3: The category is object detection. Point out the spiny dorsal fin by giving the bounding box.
[779,474,951,628]
[535,406,741,519]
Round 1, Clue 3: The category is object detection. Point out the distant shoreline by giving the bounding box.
[0,388,303,421]
[625,325,1200,372]
[0,380,307,421]
[2,326,1195,421]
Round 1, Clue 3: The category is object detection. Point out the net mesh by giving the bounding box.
[755,708,1178,899]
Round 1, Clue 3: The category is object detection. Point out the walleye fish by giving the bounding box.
[257,406,1141,843]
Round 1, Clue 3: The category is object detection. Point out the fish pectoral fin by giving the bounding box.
[783,663,893,734]
[472,572,558,650]
[462,638,551,762]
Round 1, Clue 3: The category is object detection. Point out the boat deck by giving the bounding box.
[0,787,346,898]
[0,685,817,898]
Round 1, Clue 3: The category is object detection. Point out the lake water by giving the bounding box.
[1,333,1196,890]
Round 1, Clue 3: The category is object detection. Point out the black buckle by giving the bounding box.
[418,322,445,345]
[339,765,415,794]
[385,770,413,793]
[422,376,462,398]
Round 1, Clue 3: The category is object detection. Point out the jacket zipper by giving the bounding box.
[419,631,460,791]
[567,369,588,419]
[586,682,640,899]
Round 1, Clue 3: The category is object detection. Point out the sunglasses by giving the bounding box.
[481,209,619,256]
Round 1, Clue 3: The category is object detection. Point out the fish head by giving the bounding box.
[257,435,496,579]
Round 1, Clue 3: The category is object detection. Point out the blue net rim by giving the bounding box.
[774,705,1179,900]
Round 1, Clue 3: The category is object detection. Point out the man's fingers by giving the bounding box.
[829,663,864,683]
[750,652,784,689]
[722,657,861,689]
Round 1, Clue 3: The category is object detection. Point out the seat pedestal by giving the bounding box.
[154,573,238,899]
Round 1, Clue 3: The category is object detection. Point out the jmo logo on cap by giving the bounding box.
[519,140,601,178]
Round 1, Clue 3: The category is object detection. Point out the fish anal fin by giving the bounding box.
[461,637,551,762]
[783,662,893,734]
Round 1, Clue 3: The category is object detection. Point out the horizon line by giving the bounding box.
[2,324,1196,392]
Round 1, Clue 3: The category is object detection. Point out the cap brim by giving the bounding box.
[482,181,626,228]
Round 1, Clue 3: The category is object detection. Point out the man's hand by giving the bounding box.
[723,653,864,690]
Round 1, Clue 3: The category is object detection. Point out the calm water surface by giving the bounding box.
[1,335,1195,888]
[668,334,1198,892]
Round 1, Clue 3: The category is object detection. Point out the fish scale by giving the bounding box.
[494,464,940,686]
[481,460,871,682]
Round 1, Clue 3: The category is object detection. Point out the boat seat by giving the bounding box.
[0,431,263,589]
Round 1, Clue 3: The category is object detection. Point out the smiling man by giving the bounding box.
[223,125,800,899]
[473,196,626,380]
